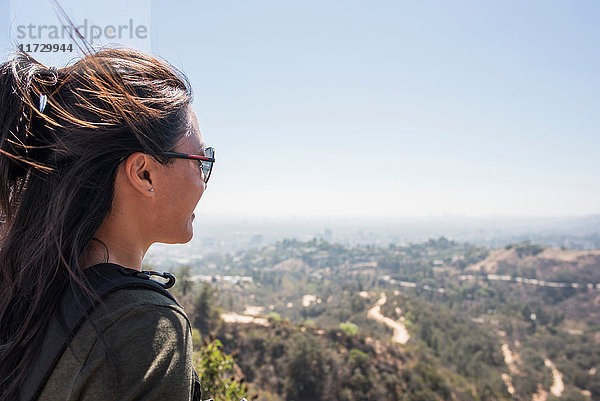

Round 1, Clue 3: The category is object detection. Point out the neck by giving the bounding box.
[80,238,146,271]
[80,222,150,271]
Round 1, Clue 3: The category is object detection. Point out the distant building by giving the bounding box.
[202,237,216,247]
[250,234,263,246]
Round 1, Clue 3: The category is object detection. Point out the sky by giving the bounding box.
[1,0,599,219]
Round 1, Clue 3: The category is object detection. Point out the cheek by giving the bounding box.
[161,166,204,213]
[160,177,190,210]
[183,170,205,206]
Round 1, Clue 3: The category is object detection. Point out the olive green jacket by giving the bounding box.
[38,288,194,401]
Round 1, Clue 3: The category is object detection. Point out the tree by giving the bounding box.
[284,333,326,401]
[177,264,194,296]
[194,283,219,335]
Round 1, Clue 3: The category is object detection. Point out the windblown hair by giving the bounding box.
[0,45,193,400]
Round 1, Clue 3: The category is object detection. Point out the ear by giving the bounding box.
[123,152,156,197]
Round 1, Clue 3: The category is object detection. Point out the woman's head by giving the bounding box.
[0,47,198,398]
[102,104,208,252]
[0,47,194,222]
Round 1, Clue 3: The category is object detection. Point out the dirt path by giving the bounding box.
[545,359,564,397]
[531,358,565,401]
[221,311,269,326]
[502,345,564,401]
[367,294,410,344]
[532,386,548,401]
[501,343,519,374]
[500,343,518,396]
[501,373,515,396]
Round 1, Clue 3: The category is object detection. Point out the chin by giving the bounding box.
[182,224,194,242]
[183,230,194,243]
[161,229,194,245]
[176,230,194,244]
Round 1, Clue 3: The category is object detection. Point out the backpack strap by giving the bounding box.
[20,263,191,401]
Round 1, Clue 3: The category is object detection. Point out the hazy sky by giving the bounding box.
[2,1,599,219]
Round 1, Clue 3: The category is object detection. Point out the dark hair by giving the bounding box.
[0,43,193,400]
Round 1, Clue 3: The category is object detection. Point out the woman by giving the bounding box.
[0,46,212,401]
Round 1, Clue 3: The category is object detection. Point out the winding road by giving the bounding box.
[367,294,410,344]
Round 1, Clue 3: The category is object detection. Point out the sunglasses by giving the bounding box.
[164,147,215,183]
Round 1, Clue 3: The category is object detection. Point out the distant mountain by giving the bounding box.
[465,243,600,282]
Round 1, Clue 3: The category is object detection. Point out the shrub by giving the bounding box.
[340,322,358,337]
[194,339,249,401]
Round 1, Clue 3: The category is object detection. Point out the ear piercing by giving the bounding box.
[150,188,154,192]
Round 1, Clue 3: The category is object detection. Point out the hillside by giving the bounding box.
[169,239,600,401]
[466,245,600,284]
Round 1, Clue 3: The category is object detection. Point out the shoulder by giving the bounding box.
[85,288,191,336]
[100,287,188,320]
[76,262,187,326]
[81,290,194,399]
[101,288,190,334]
[40,288,194,401]
[91,291,193,373]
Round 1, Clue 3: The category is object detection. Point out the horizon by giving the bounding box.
[142,213,600,262]
[192,212,600,222]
